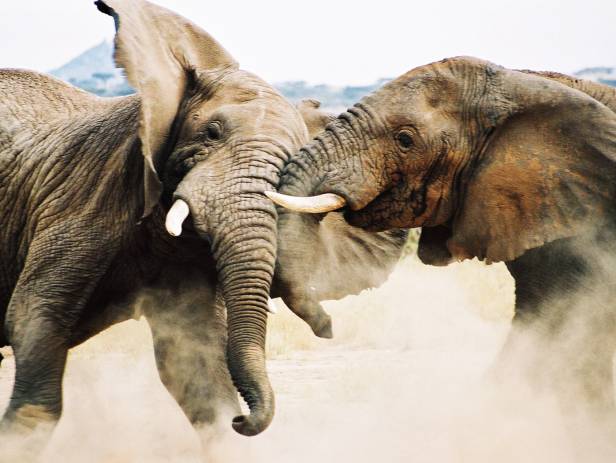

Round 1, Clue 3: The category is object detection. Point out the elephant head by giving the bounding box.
[270,103,408,338]
[270,57,616,265]
[97,0,407,436]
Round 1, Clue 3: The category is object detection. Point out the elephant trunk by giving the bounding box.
[173,163,278,436]
[213,208,277,436]
[278,139,327,199]
[278,107,377,211]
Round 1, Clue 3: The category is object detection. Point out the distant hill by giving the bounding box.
[49,41,616,110]
[51,41,116,82]
[50,41,134,97]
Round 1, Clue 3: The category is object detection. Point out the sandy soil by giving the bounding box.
[1,259,611,462]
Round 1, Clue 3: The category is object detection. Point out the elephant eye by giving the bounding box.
[396,131,414,150]
[204,121,223,141]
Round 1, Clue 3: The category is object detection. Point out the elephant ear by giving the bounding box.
[95,0,238,216]
[274,211,407,338]
[277,213,408,299]
[447,69,616,263]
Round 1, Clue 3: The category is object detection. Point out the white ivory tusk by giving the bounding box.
[165,199,190,237]
[264,191,346,213]
[267,298,279,314]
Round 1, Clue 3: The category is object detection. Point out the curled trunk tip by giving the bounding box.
[231,396,275,436]
[226,331,275,436]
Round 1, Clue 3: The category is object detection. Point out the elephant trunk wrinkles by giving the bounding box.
[178,159,279,436]
[278,141,325,198]
[213,208,276,436]
[280,108,369,207]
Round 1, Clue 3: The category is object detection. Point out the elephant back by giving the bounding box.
[0,69,107,134]
[521,70,616,114]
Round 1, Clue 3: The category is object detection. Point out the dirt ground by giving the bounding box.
[1,258,611,462]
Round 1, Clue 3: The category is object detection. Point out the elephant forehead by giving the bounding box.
[212,70,285,104]
[231,102,307,148]
[199,100,303,136]
[189,72,298,122]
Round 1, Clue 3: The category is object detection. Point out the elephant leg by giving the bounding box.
[0,290,7,368]
[497,241,616,451]
[282,293,333,339]
[494,310,615,411]
[271,278,333,338]
[6,318,67,423]
[1,228,115,459]
[143,284,240,433]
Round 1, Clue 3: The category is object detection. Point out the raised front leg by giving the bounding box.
[1,222,118,458]
[143,279,240,436]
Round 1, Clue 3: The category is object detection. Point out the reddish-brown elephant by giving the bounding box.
[270,57,616,438]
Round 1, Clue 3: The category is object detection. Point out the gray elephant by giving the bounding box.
[0,0,406,456]
[270,57,616,431]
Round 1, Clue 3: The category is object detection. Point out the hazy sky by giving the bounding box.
[1,0,614,85]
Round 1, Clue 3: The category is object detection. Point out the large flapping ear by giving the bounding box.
[95,0,238,216]
[273,212,408,337]
[448,68,616,263]
[282,213,408,298]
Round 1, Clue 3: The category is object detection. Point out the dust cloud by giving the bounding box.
[1,257,615,462]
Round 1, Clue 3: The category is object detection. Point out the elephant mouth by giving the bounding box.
[340,172,405,231]
[343,186,399,231]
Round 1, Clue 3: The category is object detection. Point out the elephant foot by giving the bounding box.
[310,313,333,339]
[282,296,334,339]
[197,420,252,463]
[0,408,57,463]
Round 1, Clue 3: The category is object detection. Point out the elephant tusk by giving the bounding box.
[264,191,346,213]
[267,298,279,314]
[165,199,190,237]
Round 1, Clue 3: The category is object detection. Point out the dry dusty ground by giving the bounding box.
[0,258,612,462]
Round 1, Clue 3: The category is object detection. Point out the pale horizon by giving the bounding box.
[1,0,615,86]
